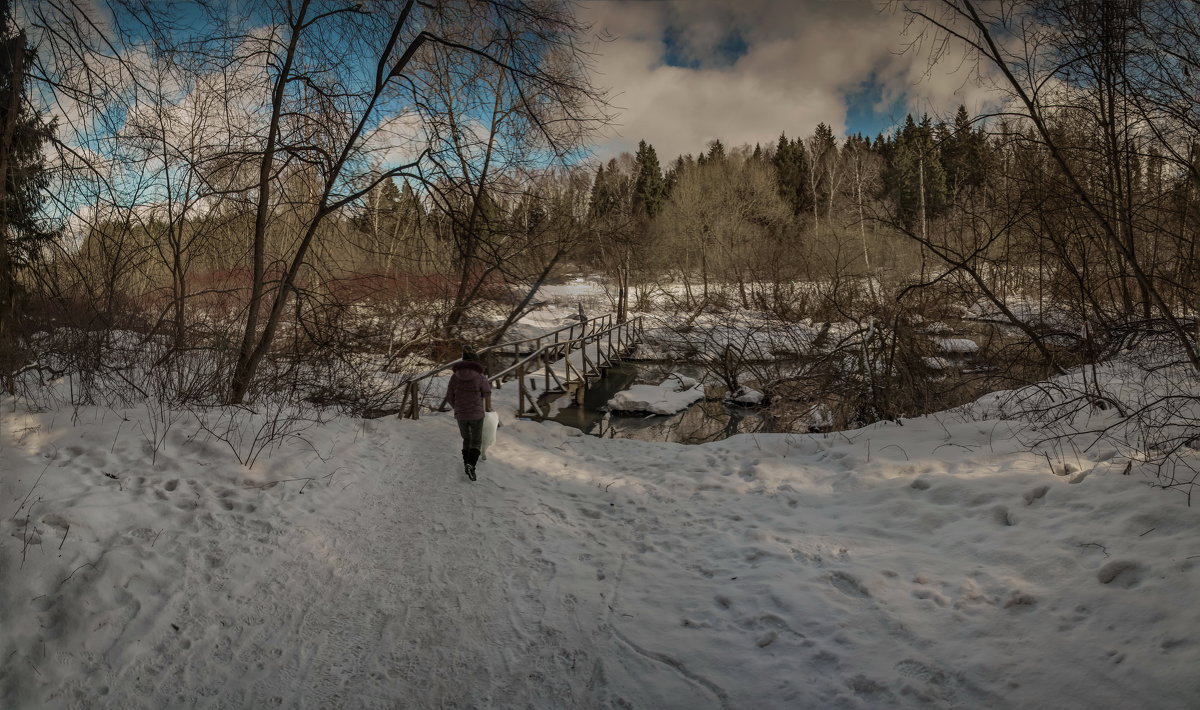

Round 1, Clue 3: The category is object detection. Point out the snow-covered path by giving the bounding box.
[25,413,729,709]
[4,396,1199,708]
[45,422,576,708]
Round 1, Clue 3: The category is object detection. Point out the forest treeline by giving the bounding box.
[2,0,1200,450]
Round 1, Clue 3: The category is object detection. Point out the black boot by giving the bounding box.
[467,448,481,481]
[462,448,476,481]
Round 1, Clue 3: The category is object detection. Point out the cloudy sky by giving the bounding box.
[578,0,996,162]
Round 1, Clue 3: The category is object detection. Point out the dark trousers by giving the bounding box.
[458,418,483,465]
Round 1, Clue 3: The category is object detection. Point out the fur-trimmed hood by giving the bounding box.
[451,360,486,377]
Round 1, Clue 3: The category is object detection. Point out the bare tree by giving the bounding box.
[654,150,790,314]
[899,0,1200,371]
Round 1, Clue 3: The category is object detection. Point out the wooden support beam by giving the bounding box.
[396,382,410,419]
[517,363,526,415]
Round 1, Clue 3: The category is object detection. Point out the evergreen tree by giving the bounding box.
[631,140,666,218]
[772,133,811,216]
[806,122,838,219]
[399,180,424,221]
[706,139,726,163]
[587,163,607,219]
[940,105,987,195]
[356,177,401,232]
[885,114,948,232]
[665,154,696,196]
[0,1,59,392]
[588,158,632,220]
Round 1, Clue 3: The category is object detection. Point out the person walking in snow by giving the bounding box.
[441,347,492,481]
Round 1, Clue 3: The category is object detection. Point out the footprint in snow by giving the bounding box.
[1097,560,1143,588]
[828,571,871,598]
[895,659,953,697]
[1023,485,1050,506]
[992,505,1016,527]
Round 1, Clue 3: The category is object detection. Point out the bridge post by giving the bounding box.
[517,363,526,415]
[580,339,593,376]
[397,381,410,419]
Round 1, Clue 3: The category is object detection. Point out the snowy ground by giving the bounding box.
[4,356,1199,709]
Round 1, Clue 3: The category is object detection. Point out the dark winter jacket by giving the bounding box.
[445,361,492,421]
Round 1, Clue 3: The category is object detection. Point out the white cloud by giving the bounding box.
[579,0,1002,162]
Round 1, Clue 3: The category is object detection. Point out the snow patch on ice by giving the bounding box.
[607,373,705,415]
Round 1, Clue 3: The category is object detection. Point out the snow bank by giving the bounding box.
[3,351,1199,709]
[935,337,979,354]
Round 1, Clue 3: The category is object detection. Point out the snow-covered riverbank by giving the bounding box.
[3,358,1198,708]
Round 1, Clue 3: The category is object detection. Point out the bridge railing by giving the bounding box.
[395,314,641,420]
[489,316,643,416]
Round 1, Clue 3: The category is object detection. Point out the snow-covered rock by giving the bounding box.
[805,402,834,430]
[727,385,765,406]
[935,337,979,354]
[607,373,704,415]
[922,356,951,370]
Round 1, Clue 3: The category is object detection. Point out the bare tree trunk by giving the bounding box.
[488,247,564,345]
[229,0,309,403]
[908,0,1200,372]
[0,28,25,394]
[443,58,507,340]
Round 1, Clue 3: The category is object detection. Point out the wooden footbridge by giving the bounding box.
[395,314,644,419]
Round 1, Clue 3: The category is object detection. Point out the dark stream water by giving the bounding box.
[527,318,1034,444]
[534,363,772,444]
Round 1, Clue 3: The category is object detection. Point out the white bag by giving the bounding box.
[480,411,499,460]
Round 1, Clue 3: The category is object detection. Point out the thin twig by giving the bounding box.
[60,561,95,586]
[21,499,40,569]
[12,449,54,520]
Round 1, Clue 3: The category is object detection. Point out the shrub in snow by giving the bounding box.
[806,403,834,432]
[662,372,699,390]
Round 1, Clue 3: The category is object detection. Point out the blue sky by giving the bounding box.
[844,76,911,139]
